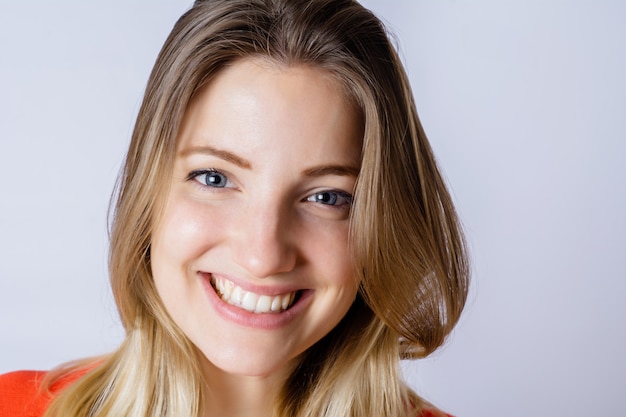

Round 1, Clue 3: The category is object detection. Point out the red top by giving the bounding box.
[0,370,84,417]
[0,370,452,417]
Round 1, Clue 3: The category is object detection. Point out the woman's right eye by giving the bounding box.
[187,169,231,188]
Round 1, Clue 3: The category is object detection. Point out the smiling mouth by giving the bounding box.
[210,275,299,314]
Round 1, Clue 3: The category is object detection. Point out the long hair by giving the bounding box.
[46,1,469,416]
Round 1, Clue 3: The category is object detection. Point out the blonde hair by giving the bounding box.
[46,1,469,416]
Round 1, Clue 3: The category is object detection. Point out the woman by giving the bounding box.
[0,0,469,416]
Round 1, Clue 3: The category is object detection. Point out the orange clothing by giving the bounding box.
[0,370,452,417]
[0,370,83,417]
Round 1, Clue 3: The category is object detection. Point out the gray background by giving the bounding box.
[1,1,625,416]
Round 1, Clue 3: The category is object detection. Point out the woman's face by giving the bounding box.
[150,58,362,379]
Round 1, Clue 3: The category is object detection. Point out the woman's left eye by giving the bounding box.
[306,190,353,208]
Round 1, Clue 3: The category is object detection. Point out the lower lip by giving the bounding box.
[199,273,313,330]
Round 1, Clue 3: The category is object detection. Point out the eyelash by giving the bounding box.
[187,169,231,188]
[186,169,353,209]
[305,190,353,209]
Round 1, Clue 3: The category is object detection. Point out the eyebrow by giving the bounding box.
[179,144,359,177]
[302,165,360,178]
[179,145,252,169]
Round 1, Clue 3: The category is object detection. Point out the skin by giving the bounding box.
[150,58,363,416]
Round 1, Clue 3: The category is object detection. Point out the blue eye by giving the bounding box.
[307,191,353,207]
[188,169,230,188]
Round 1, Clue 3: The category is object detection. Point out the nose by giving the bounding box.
[230,200,297,279]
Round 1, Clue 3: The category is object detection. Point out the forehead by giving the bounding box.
[175,57,363,167]
[181,57,361,127]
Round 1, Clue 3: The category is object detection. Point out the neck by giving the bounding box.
[200,360,291,417]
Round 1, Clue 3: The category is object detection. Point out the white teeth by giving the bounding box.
[241,291,258,311]
[231,286,244,304]
[211,276,297,314]
[281,293,292,310]
[256,295,272,313]
[271,296,282,312]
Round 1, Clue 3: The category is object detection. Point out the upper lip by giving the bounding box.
[198,271,307,297]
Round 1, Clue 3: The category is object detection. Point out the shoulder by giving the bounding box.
[0,369,86,417]
[0,370,49,417]
[418,409,455,417]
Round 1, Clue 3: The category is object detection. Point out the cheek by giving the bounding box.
[152,196,223,266]
[149,198,232,322]
[306,222,355,286]
[150,197,226,322]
